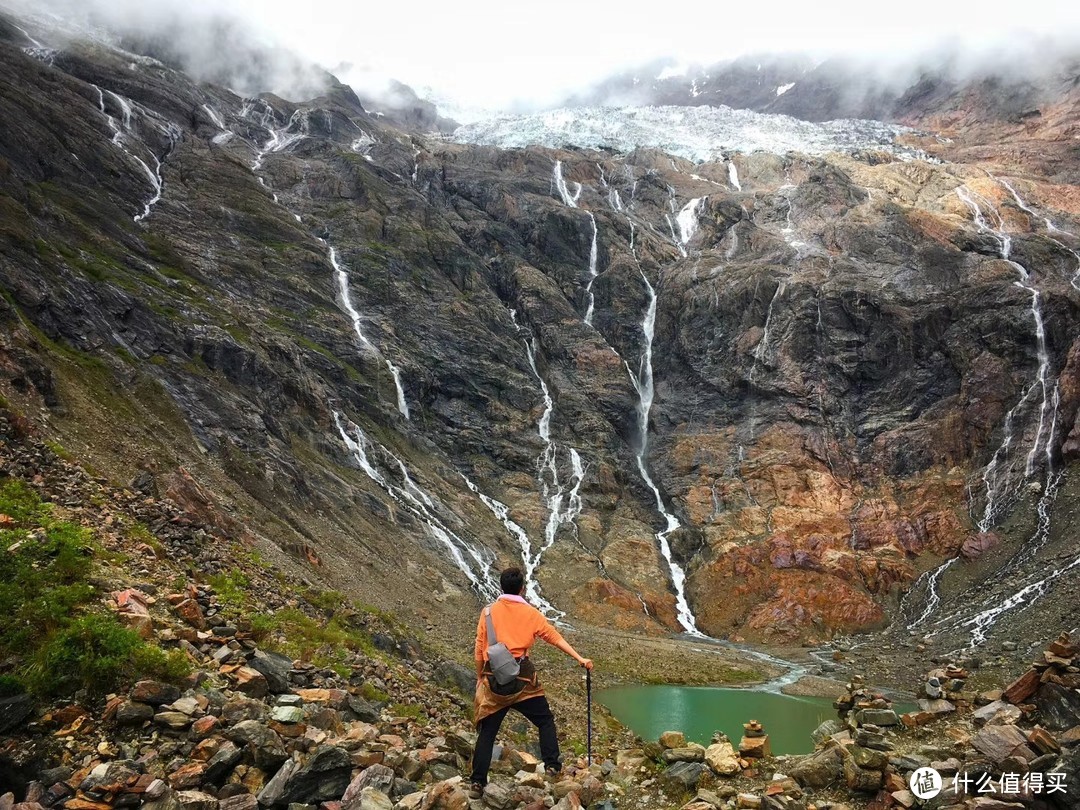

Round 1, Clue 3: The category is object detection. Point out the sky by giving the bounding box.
[11,0,1080,111]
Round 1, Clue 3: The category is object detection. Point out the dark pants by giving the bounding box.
[470,695,560,786]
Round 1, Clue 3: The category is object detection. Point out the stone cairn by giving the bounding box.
[899,663,968,728]
[738,721,770,760]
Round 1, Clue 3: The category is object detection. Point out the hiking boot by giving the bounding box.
[467,782,484,800]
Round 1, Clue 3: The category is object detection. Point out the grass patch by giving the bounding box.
[207,569,251,610]
[249,606,377,663]
[0,480,189,696]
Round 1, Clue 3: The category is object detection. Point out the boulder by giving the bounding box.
[663,744,706,763]
[433,662,475,695]
[346,696,380,724]
[226,721,287,771]
[278,747,352,805]
[248,650,294,694]
[660,762,706,791]
[973,701,1022,727]
[1003,670,1041,705]
[419,780,468,810]
[789,746,842,787]
[204,742,242,785]
[659,731,687,749]
[843,758,883,792]
[342,765,396,808]
[811,719,845,744]
[972,725,1031,764]
[175,792,218,810]
[856,709,898,726]
[234,668,269,699]
[132,681,182,706]
[258,759,300,807]
[0,695,34,734]
[218,797,257,810]
[116,701,155,725]
[1034,683,1080,731]
[704,742,740,776]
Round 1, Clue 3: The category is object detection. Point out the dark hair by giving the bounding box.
[500,567,524,595]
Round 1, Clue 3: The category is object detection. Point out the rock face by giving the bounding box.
[1,8,1079,646]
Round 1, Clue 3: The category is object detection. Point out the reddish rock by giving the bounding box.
[961,532,1000,559]
[174,599,206,630]
[168,762,207,790]
[1003,670,1041,705]
[191,716,219,739]
[233,668,268,698]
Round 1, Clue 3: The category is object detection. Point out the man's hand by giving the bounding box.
[578,657,594,671]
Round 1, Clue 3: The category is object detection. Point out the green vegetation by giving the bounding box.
[249,606,376,663]
[207,569,251,609]
[0,480,189,696]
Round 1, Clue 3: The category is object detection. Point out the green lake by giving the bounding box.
[598,685,840,755]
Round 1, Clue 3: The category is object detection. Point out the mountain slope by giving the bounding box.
[2,11,1080,655]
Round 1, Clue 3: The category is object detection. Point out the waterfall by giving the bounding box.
[553,160,581,207]
[515,321,586,582]
[728,162,742,191]
[92,86,176,223]
[904,558,957,630]
[334,412,498,599]
[956,186,1055,526]
[327,244,410,419]
[918,184,1067,645]
[461,474,561,616]
[624,267,703,635]
[583,214,600,326]
[676,197,705,254]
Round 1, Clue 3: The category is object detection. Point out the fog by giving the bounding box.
[5,0,1080,113]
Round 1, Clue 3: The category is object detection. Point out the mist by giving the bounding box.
[5,0,1080,115]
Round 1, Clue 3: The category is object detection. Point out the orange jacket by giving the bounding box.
[474,595,565,662]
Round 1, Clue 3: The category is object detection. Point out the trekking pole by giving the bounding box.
[586,667,592,767]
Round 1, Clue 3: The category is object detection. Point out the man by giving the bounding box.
[470,567,593,796]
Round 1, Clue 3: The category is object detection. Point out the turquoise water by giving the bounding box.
[598,685,840,755]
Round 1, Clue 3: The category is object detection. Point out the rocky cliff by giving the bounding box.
[1,9,1080,653]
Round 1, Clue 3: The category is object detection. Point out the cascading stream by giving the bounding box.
[326,243,410,419]
[916,184,1067,645]
[624,266,703,636]
[91,86,177,223]
[333,412,498,599]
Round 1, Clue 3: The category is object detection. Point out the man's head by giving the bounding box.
[500,566,525,595]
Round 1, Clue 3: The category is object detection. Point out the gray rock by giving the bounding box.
[811,719,846,745]
[346,695,380,723]
[204,741,242,785]
[132,681,182,706]
[0,695,34,734]
[218,795,258,810]
[973,725,1030,764]
[175,791,219,810]
[226,720,287,771]
[270,706,305,724]
[115,700,155,725]
[342,764,396,808]
[154,711,192,730]
[355,788,392,810]
[660,761,706,791]
[278,746,352,805]
[855,708,898,726]
[249,650,294,694]
[433,661,476,695]
[258,759,299,807]
[973,700,1021,727]
[1035,683,1080,731]
[789,746,842,787]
